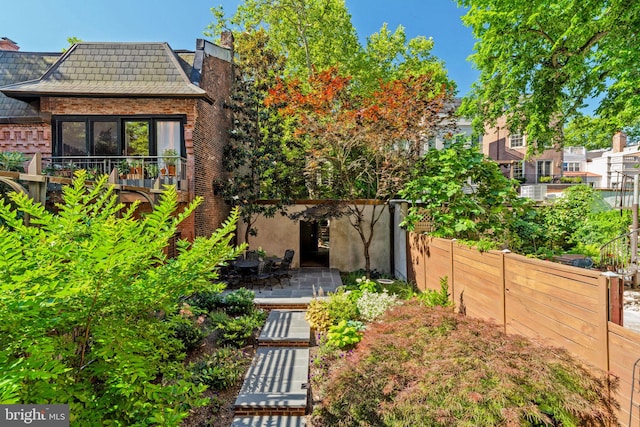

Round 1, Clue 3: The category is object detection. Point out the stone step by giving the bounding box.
[234,347,309,417]
[258,310,310,347]
[231,415,306,427]
[254,298,312,310]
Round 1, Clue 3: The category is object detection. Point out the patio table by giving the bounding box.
[234,259,259,272]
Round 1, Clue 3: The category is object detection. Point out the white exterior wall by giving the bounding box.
[589,156,609,188]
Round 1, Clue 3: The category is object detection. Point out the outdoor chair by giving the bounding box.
[283,249,295,264]
[256,259,275,291]
[274,260,292,287]
[219,264,241,288]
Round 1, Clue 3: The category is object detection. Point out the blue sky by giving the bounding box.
[0,0,477,95]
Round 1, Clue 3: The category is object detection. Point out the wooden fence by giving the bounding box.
[408,233,640,425]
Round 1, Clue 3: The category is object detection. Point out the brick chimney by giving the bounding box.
[612,131,627,153]
[0,37,19,51]
[220,31,234,51]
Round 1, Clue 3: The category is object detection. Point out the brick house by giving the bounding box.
[482,117,563,184]
[0,36,235,240]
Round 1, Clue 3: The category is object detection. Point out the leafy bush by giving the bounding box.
[0,172,244,424]
[215,309,266,348]
[356,289,399,322]
[188,289,225,313]
[168,314,205,352]
[326,289,359,324]
[0,151,27,172]
[326,320,365,349]
[311,299,618,426]
[221,288,256,316]
[379,279,417,300]
[416,276,453,308]
[305,299,332,332]
[189,347,247,390]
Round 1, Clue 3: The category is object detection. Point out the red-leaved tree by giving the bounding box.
[266,66,456,274]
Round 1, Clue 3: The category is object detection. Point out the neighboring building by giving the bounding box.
[482,117,563,184]
[425,98,478,152]
[587,132,639,189]
[0,36,235,240]
[561,146,602,187]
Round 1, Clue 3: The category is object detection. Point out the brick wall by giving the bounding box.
[192,52,233,237]
[483,117,563,183]
[0,123,51,157]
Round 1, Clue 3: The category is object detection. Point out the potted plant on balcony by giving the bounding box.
[117,159,130,179]
[162,149,178,176]
[128,160,143,179]
[0,151,27,172]
[145,163,159,179]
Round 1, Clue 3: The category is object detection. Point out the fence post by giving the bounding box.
[449,239,455,306]
[604,272,624,326]
[501,249,510,332]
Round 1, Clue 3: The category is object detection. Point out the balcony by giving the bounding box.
[41,155,187,191]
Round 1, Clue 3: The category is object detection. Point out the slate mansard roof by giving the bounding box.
[0,50,59,120]
[0,41,212,112]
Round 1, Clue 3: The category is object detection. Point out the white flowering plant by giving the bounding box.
[356,289,399,322]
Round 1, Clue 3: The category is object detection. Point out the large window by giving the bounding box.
[61,122,87,156]
[509,134,525,148]
[93,121,118,155]
[563,162,581,172]
[53,116,185,158]
[537,160,552,178]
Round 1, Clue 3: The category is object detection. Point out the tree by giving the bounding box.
[207,0,360,79]
[62,36,82,52]
[214,29,302,244]
[0,171,242,423]
[267,67,456,273]
[399,139,524,246]
[459,0,640,152]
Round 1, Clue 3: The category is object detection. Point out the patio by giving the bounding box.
[222,267,343,306]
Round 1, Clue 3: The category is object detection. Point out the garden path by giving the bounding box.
[230,268,342,427]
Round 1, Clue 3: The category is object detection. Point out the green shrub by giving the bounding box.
[0,172,244,425]
[189,347,247,390]
[416,276,453,308]
[326,289,359,324]
[305,299,332,332]
[215,309,266,348]
[380,279,417,300]
[222,288,256,316]
[326,320,365,349]
[188,289,225,313]
[168,315,205,352]
[0,151,27,172]
[312,299,618,426]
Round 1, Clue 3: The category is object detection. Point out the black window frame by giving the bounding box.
[52,115,186,158]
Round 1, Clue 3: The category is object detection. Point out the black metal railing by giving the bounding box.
[41,156,187,190]
[600,228,639,283]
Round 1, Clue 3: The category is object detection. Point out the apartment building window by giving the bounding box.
[562,162,581,172]
[509,134,525,148]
